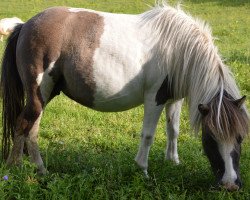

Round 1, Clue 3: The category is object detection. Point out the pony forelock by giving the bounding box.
[205,92,249,143]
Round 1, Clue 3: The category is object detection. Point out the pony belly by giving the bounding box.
[60,69,144,112]
[61,83,143,112]
[93,91,143,112]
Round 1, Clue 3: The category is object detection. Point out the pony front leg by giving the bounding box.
[135,100,164,176]
[165,99,183,164]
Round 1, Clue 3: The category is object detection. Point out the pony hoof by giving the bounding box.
[37,167,48,176]
[173,158,180,165]
[6,157,22,167]
[143,169,149,179]
[166,156,180,165]
[220,182,240,192]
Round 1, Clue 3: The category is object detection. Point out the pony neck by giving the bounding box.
[140,4,243,132]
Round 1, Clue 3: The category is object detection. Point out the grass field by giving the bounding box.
[0,0,250,199]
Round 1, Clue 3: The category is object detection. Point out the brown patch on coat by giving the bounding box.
[155,76,174,105]
[14,7,104,136]
[18,7,104,105]
[58,8,104,107]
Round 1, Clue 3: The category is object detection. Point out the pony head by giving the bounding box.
[199,91,249,191]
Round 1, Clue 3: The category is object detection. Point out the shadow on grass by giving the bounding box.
[39,140,214,193]
[1,140,250,199]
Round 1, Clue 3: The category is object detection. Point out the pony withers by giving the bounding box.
[1,4,249,191]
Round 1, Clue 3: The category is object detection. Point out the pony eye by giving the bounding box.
[236,136,243,144]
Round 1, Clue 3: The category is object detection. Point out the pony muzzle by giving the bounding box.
[218,179,242,191]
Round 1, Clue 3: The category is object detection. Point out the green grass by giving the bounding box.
[0,0,250,199]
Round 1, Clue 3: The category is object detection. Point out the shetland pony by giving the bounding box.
[1,4,248,191]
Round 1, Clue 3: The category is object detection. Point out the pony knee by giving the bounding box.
[142,134,154,146]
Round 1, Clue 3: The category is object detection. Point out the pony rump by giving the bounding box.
[1,24,24,160]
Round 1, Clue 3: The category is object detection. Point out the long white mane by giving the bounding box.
[140,3,243,133]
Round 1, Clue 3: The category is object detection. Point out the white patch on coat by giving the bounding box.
[36,61,55,103]
[219,143,237,184]
[91,13,156,111]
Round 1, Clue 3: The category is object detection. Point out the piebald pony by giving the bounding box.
[1,4,248,191]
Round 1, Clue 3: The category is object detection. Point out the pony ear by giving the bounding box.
[233,95,246,108]
[198,104,209,116]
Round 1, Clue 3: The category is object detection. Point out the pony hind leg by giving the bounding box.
[25,110,46,175]
[165,99,183,164]
[135,98,165,176]
[24,63,58,175]
[6,99,43,171]
[6,111,27,166]
[7,61,57,174]
[10,105,46,175]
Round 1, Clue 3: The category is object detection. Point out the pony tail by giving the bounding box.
[1,24,24,160]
